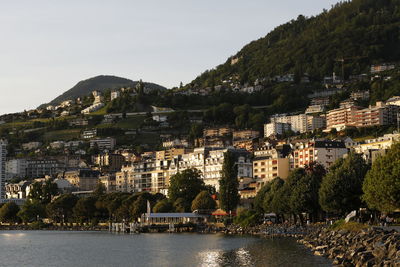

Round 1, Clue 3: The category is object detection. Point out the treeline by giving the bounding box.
[191,0,400,87]
[237,143,400,227]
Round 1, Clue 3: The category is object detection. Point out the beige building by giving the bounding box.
[93,153,125,172]
[253,157,289,185]
[63,169,100,191]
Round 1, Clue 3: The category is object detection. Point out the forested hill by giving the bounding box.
[47,75,167,105]
[190,0,400,87]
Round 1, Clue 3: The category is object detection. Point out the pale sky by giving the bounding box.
[0,0,341,115]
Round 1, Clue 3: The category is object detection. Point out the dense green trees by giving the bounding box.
[191,191,216,212]
[47,194,78,223]
[168,169,207,212]
[29,180,58,204]
[18,200,46,223]
[191,0,400,87]
[363,143,400,212]
[0,202,20,223]
[219,151,240,213]
[319,153,369,215]
[153,199,174,213]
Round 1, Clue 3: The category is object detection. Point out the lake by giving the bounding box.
[0,231,332,267]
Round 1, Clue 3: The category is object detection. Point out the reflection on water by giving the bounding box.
[0,231,332,267]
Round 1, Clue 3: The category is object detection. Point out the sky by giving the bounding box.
[0,0,341,115]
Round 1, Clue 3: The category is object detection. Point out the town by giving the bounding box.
[0,63,398,220]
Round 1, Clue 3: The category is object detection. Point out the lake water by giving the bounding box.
[0,231,332,267]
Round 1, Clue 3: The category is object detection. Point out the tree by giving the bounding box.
[17,200,46,223]
[363,143,400,212]
[0,202,20,223]
[261,177,285,214]
[93,182,106,197]
[47,194,78,223]
[219,151,240,213]
[319,153,369,215]
[73,197,97,223]
[191,191,216,212]
[153,199,174,213]
[168,169,206,212]
[29,180,58,204]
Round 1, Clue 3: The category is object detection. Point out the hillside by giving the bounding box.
[190,0,400,87]
[47,75,167,105]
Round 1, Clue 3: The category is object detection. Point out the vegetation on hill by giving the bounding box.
[190,0,400,87]
[47,75,167,105]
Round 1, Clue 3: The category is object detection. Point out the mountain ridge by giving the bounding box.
[46,75,167,106]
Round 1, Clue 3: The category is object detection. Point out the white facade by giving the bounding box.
[0,140,7,199]
[270,114,326,134]
[111,90,121,101]
[264,122,291,137]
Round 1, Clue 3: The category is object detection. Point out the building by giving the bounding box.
[176,147,252,191]
[371,63,395,73]
[111,90,121,101]
[5,181,31,199]
[82,129,97,139]
[90,137,116,150]
[270,114,326,134]
[350,91,370,101]
[93,153,125,172]
[326,106,361,131]
[385,96,400,106]
[203,127,233,148]
[0,140,7,199]
[353,102,399,128]
[99,174,116,192]
[116,159,171,194]
[63,169,100,191]
[232,130,259,141]
[354,133,400,163]
[253,157,289,185]
[162,139,189,149]
[305,105,325,114]
[290,140,348,170]
[327,102,399,131]
[264,122,291,137]
[22,141,42,151]
[26,159,64,179]
[68,118,89,127]
[5,159,27,180]
[156,148,192,161]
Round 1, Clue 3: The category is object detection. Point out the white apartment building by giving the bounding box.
[354,133,400,163]
[269,114,326,134]
[0,140,7,199]
[264,122,291,137]
[177,147,252,191]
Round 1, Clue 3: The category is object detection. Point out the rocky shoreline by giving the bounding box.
[299,227,400,266]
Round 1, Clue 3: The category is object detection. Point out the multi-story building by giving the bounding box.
[371,63,395,73]
[203,148,252,190]
[253,157,289,185]
[5,158,27,180]
[93,153,125,172]
[176,147,252,191]
[326,106,361,131]
[82,129,97,139]
[99,173,116,192]
[354,133,400,163]
[90,137,116,150]
[385,96,400,106]
[0,140,7,199]
[327,102,399,131]
[290,140,348,170]
[156,148,192,161]
[203,127,233,148]
[26,159,64,179]
[63,169,100,191]
[232,130,259,141]
[270,114,326,134]
[305,105,325,114]
[116,159,171,194]
[353,102,399,128]
[264,122,291,137]
[5,181,30,199]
